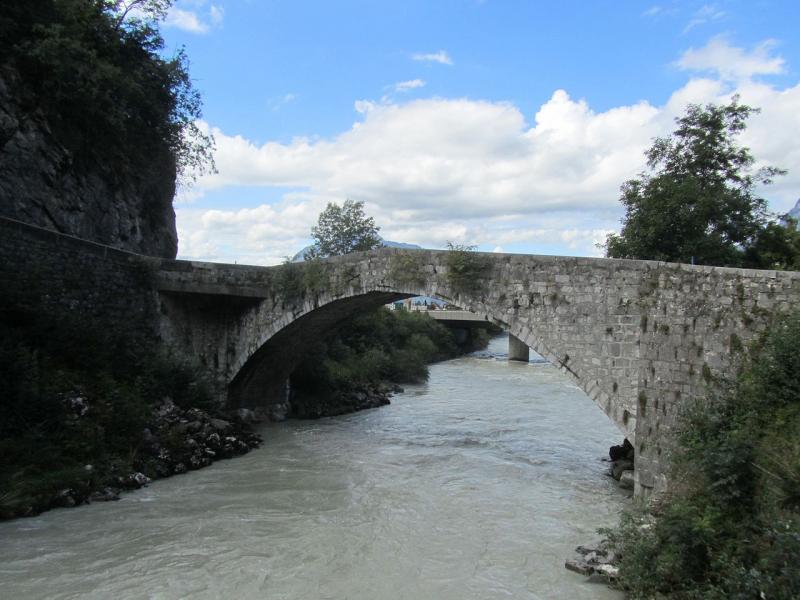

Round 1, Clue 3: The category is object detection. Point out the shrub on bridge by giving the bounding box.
[445,242,490,295]
[276,258,330,304]
[605,311,800,599]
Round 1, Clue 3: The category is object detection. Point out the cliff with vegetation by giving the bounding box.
[0,1,213,258]
[0,67,178,257]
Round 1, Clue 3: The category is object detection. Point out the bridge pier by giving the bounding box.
[508,334,530,362]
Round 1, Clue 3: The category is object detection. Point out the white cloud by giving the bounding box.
[209,4,224,26]
[684,4,726,32]
[412,50,454,66]
[178,40,800,264]
[164,1,224,34]
[392,79,426,93]
[267,93,297,111]
[165,8,208,33]
[677,36,785,81]
[177,195,330,264]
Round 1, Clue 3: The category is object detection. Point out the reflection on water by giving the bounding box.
[0,335,626,599]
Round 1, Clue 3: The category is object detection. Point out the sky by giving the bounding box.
[157,0,800,265]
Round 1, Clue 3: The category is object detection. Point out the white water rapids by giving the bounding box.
[0,335,627,599]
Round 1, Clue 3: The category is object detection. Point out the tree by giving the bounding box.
[745,217,800,271]
[108,0,171,28]
[308,200,383,258]
[605,97,785,266]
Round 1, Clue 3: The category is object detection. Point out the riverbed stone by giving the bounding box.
[619,470,635,489]
[611,459,633,480]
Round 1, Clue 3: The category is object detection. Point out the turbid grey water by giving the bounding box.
[0,335,627,599]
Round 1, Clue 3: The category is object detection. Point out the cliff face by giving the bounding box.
[0,70,178,259]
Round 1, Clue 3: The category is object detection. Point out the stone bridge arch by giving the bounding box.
[155,248,800,498]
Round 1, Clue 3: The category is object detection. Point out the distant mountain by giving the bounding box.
[787,199,800,220]
[291,239,422,262]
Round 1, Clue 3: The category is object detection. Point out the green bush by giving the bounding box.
[445,242,491,295]
[291,307,471,399]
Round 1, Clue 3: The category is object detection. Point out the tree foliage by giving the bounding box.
[745,217,800,271]
[605,98,787,267]
[308,199,383,258]
[0,0,214,183]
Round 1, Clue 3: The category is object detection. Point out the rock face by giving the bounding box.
[0,69,178,258]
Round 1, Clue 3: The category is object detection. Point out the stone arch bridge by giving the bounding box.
[2,217,798,499]
[155,247,799,498]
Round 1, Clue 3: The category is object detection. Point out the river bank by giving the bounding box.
[0,396,263,520]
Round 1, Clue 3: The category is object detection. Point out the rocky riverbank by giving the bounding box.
[565,539,621,582]
[606,438,635,491]
[564,438,635,584]
[1,397,262,520]
[287,382,399,419]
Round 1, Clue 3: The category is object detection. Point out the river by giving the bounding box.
[0,335,627,599]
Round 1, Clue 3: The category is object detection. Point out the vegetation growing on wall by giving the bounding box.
[445,242,491,294]
[0,0,214,182]
[275,258,330,304]
[388,251,427,287]
[604,310,800,599]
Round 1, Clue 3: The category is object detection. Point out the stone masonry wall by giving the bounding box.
[0,216,162,340]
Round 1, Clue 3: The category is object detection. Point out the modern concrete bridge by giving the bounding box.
[406,307,530,361]
[3,216,799,498]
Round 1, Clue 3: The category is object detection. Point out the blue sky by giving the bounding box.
[154,1,800,264]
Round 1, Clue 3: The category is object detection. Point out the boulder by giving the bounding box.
[619,470,635,490]
[609,438,634,461]
[90,488,120,502]
[209,418,231,432]
[565,559,594,576]
[611,459,634,480]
